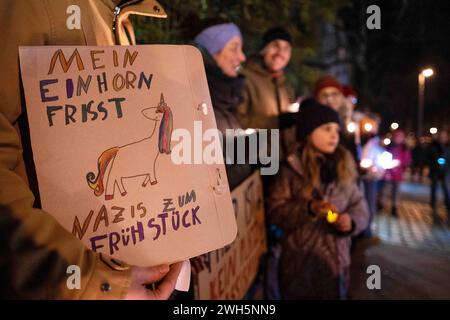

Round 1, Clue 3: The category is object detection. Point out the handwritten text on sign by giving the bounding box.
[41,49,152,126]
[19,45,237,266]
[72,190,202,256]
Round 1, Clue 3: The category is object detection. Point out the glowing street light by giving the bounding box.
[383,138,391,145]
[429,127,438,135]
[390,122,399,130]
[417,68,434,137]
[422,68,434,77]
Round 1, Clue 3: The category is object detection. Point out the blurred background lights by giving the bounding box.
[347,122,357,133]
[364,122,373,132]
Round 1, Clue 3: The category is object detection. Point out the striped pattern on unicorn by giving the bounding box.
[86,93,173,200]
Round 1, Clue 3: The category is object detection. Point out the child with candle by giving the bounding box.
[266,98,369,299]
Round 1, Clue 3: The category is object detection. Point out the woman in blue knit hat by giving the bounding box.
[194,22,251,190]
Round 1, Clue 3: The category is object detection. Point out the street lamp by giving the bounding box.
[429,127,438,135]
[390,122,399,130]
[422,68,434,77]
[417,68,434,137]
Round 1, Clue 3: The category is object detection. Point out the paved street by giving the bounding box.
[349,179,450,299]
[373,182,450,252]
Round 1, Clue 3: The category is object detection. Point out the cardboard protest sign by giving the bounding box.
[19,45,237,267]
[193,170,267,299]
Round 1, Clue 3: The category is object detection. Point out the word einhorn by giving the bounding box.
[39,48,153,127]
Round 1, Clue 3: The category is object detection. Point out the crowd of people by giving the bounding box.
[192,21,450,300]
[1,0,449,300]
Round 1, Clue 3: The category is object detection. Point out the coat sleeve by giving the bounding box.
[265,166,310,235]
[345,183,370,236]
[0,0,131,299]
[236,83,252,128]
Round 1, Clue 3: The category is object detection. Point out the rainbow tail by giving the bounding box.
[86,147,119,196]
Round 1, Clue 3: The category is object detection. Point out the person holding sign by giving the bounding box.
[266,98,369,299]
[0,0,182,299]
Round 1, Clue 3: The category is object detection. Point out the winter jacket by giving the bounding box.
[237,55,296,158]
[0,0,166,299]
[411,144,427,167]
[384,144,412,182]
[427,140,450,177]
[200,48,253,190]
[266,151,369,299]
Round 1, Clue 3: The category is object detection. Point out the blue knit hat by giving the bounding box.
[194,23,242,56]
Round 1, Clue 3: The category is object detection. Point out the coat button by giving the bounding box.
[101,282,111,292]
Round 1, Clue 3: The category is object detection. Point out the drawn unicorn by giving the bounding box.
[86,93,173,200]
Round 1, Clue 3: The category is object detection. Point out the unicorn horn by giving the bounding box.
[158,92,168,109]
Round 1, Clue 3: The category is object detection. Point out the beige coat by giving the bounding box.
[237,55,296,158]
[0,0,166,299]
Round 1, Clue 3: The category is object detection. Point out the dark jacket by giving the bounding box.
[266,151,369,299]
[427,140,450,177]
[412,144,427,167]
[201,49,252,190]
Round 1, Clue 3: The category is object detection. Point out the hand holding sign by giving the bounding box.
[19,45,237,268]
[125,262,183,300]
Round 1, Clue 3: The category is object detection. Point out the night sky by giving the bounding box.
[344,0,450,134]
